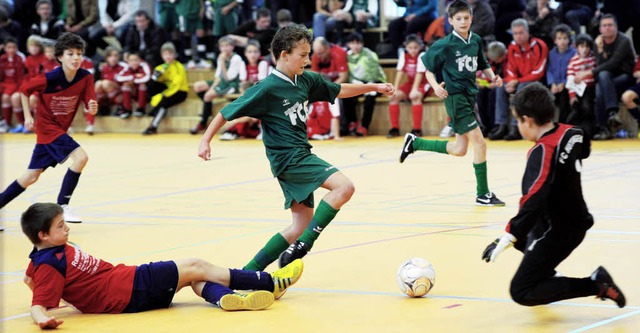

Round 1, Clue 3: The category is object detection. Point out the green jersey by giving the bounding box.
[422,31,489,95]
[220,70,341,176]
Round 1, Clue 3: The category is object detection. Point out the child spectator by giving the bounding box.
[566,33,597,136]
[620,57,640,130]
[306,101,334,140]
[311,37,348,139]
[19,35,48,134]
[190,36,246,135]
[476,41,507,137]
[546,24,576,123]
[342,32,386,136]
[0,33,98,223]
[387,34,429,138]
[41,40,59,73]
[143,42,189,135]
[94,47,126,121]
[0,37,26,133]
[116,52,151,119]
[20,202,304,329]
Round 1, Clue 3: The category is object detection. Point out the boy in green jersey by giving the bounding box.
[399,0,506,207]
[197,25,395,270]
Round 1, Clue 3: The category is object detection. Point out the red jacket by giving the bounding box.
[504,37,548,83]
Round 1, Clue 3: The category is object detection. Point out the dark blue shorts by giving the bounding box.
[122,261,179,313]
[28,134,80,170]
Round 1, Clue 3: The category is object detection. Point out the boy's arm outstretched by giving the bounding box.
[198,113,228,161]
[30,305,64,329]
[337,82,395,98]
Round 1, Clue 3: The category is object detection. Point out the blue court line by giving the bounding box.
[568,309,640,332]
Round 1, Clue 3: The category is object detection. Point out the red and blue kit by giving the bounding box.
[26,244,136,314]
[19,67,96,144]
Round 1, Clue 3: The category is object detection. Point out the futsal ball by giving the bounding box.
[397,258,436,297]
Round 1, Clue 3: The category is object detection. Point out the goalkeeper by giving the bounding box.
[481,82,626,308]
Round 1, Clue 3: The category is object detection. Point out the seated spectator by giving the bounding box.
[64,0,99,57]
[228,8,276,57]
[331,0,378,45]
[30,0,64,41]
[566,33,596,136]
[0,6,25,51]
[0,37,25,133]
[40,39,58,73]
[313,0,345,40]
[312,37,348,138]
[546,24,576,122]
[591,14,636,140]
[94,47,127,118]
[524,0,559,47]
[555,0,596,35]
[307,101,334,140]
[89,0,139,54]
[468,0,495,42]
[385,0,438,58]
[619,57,640,130]
[19,35,47,133]
[476,41,507,136]
[116,52,151,119]
[493,0,526,45]
[123,10,167,68]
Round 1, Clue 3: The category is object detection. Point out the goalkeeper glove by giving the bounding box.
[481,233,516,262]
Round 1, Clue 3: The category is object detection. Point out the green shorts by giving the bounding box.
[277,153,339,209]
[178,15,203,33]
[443,93,479,135]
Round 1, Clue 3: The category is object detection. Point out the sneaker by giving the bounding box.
[9,124,25,133]
[85,124,94,136]
[278,241,310,268]
[387,128,400,138]
[399,133,417,163]
[439,125,454,138]
[271,258,304,299]
[119,111,132,119]
[592,266,626,308]
[593,127,612,141]
[189,123,204,135]
[355,126,367,137]
[504,125,522,141]
[0,120,9,133]
[410,129,423,137]
[476,192,506,206]
[61,205,82,223]
[219,132,238,140]
[132,109,145,117]
[218,291,274,311]
[142,126,157,135]
[607,112,623,130]
[488,124,508,140]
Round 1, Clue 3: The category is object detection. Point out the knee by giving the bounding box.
[20,172,40,187]
[509,284,538,307]
[338,179,356,202]
[597,71,612,82]
[621,91,636,107]
[73,151,89,169]
[449,144,466,156]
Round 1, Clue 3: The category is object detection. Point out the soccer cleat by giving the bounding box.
[278,241,310,268]
[218,291,274,311]
[85,124,94,136]
[142,127,157,135]
[399,133,417,163]
[592,266,626,308]
[476,192,505,206]
[61,205,82,223]
[410,129,423,137]
[271,259,304,300]
[387,128,400,138]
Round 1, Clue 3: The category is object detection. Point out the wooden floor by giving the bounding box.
[1,133,639,332]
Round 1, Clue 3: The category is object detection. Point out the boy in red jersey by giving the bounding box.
[20,35,48,134]
[94,47,126,118]
[116,52,151,119]
[22,203,304,329]
[0,37,26,132]
[41,42,59,73]
[0,33,98,223]
[566,33,597,136]
[481,82,626,308]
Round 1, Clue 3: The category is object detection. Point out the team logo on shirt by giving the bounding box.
[456,55,478,72]
[283,101,308,126]
[282,99,290,106]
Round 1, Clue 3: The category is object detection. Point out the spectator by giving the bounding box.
[89,0,139,54]
[590,14,636,140]
[489,18,548,141]
[476,41,507,136]
[268,0,301,24]
[311,37,349,138]
[0,6,25,51]
[385,0,438,58]
[600,0,640,55]
[524,0,559,47]
[115,51,150,119]
[555,0,596,35]
[64,0,99,57]
[546,24,576,122]
[211,0,238,45]
[620,58,640,130]
[19,35,47,133]
[331,0,379,45]
[228,8,276,57]
[276,8,295,28]
[566,33,596,136]
[492,0,526,45]
[123,10,166,68]
[313,0,345,40]
[30,0,65,41]
[468,0,495,42]
[0,37,26,133]
[94,47,126,118]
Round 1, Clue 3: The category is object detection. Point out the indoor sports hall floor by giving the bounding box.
[1,133,639,332]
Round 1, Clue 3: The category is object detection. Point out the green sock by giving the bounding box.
[413,138,448,154]
[243,232,290,271]
[473,161,489,196]
[298,200,339,248]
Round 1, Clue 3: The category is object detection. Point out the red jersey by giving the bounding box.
[0,53,26,86]
[245,59,270,84]
[398,51,428,84]
[26,244,136,314]
[81,57,94,74]
[24,53,48,82]
[307,101,333,138]
[116,61,151,84]
[566,54,596,99]
[20,67,96,144]
[504,37,548,83]
[98,61,127,82]
[311,44,348,82]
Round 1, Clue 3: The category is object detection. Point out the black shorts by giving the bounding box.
[122,261,179,313]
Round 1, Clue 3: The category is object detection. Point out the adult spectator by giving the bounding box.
[489,18,548,141]
[123,10,166,68]
[311,37,348,137]
[524,0,559,47]
[600,0,640,55]
[385,0,438,58]
[312,0,344,40]
[89,0,139,52]
[331,0,379,45]
[468,0,495,42]
[228,8,276,57]
[269,0,301,24]
[588,14,636,140]
[555,0,596,35]
[0,6,24,51]
[492,0,526,45]
[64,0,99,56]
[30,0,65,41]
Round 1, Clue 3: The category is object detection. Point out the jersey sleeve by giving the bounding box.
[220,84,267,120]
[505,144,552,240]
[423,45,442,73]
[19,75,47,96]
[307,72,341,104]
[476,36,490,71]
[31,264,65,309]
[82,74,97,108]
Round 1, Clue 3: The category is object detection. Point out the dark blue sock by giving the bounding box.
[229,269,274,291]
[57,169,81,205]
[201,282,234,305]
[0,180,25,209]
